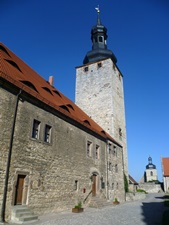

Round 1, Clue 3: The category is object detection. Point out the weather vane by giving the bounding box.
[95,5,100,13]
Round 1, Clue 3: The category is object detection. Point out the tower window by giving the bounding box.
[84,67,88,72]
[109,162,112,171]
[95,145,100,159]
[108,143,112,154]
[113,146,117,157]
[32,119,40,139]
[150,171,153,176]
[97,62,102,68]
[119,128,122,139]
[115,164,118,173]
[99,36,103,42]
[94,37,98,43]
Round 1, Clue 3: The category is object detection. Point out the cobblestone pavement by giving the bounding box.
[11,193,165,225]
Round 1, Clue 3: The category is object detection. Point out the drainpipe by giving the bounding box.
[106,141,109,200]
[0,90,22,223]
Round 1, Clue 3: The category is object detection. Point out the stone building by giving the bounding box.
[0,13,126,223]
[75,9,128,176]
[162,157,169,193]
[0,9,128,223]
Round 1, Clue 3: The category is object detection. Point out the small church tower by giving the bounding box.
[145,156,158,182]
[75,8,128,175]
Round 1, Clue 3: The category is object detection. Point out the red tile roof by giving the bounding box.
[162,158,169,176]
[0,42,121,145]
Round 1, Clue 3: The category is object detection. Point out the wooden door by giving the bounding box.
[15,175,26,205]
[92,175,97,196]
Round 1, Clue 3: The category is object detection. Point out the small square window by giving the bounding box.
[44,125,52,143]
[32,119,40,139]
[84,67,88,72]
[97,62,102,68]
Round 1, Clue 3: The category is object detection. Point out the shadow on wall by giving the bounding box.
[141,199,165,224]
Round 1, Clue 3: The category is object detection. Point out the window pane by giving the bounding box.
[44,125,51,143]
[32,120,40,139]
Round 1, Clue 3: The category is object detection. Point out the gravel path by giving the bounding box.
[11,193,165,225]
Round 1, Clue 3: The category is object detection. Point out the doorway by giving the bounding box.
[14,174,26,205]
[92,174,97,196]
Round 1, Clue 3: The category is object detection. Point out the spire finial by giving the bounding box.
[95,5,101,25]
[95,5,100,14]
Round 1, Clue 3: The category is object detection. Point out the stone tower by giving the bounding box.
[145,157,158,182]
[75,8,128,175]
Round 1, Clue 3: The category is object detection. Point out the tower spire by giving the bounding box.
[83,7,117,65]
[95,5,101,25]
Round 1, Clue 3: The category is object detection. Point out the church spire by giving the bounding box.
[83,7,117,65]
[95,5,101,25]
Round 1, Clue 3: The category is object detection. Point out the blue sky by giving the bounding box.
[1,0,169,182]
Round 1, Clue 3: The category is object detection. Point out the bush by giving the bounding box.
[75,201,82,209]
[124,174,129,193]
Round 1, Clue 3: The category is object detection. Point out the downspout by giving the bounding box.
[0,89,22,223]
[106,141,109,199]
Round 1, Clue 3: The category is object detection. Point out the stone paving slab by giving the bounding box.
[9,193,165,225]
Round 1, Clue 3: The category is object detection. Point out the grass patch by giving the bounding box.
[136,189,147,194]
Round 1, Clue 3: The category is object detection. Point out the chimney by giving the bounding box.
[49,76,54,86]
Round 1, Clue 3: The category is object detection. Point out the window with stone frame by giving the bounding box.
[113,145,117,157]
[109,162,112,171]
[87,141,92,157]
[95,145,100,159]
[44,124,52,143]
[115,164,118,173]
[112,182,114,190]
[32,119,41,139]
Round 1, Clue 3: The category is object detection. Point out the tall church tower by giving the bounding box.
[75,8,128,175]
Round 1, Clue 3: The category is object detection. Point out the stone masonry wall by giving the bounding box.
[76,58,128,176]
[0,85,125,221]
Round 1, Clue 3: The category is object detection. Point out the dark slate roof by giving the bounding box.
[0,42,121,146]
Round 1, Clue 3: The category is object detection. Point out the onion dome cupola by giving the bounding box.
[83,7,117,65]
[146,156,156,169]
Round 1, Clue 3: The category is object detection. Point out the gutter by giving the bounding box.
[0,89,22,223]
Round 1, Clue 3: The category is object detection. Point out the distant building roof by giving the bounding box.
[162,158,169,176]
[129,175,138,185]
[0,42,121,146]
